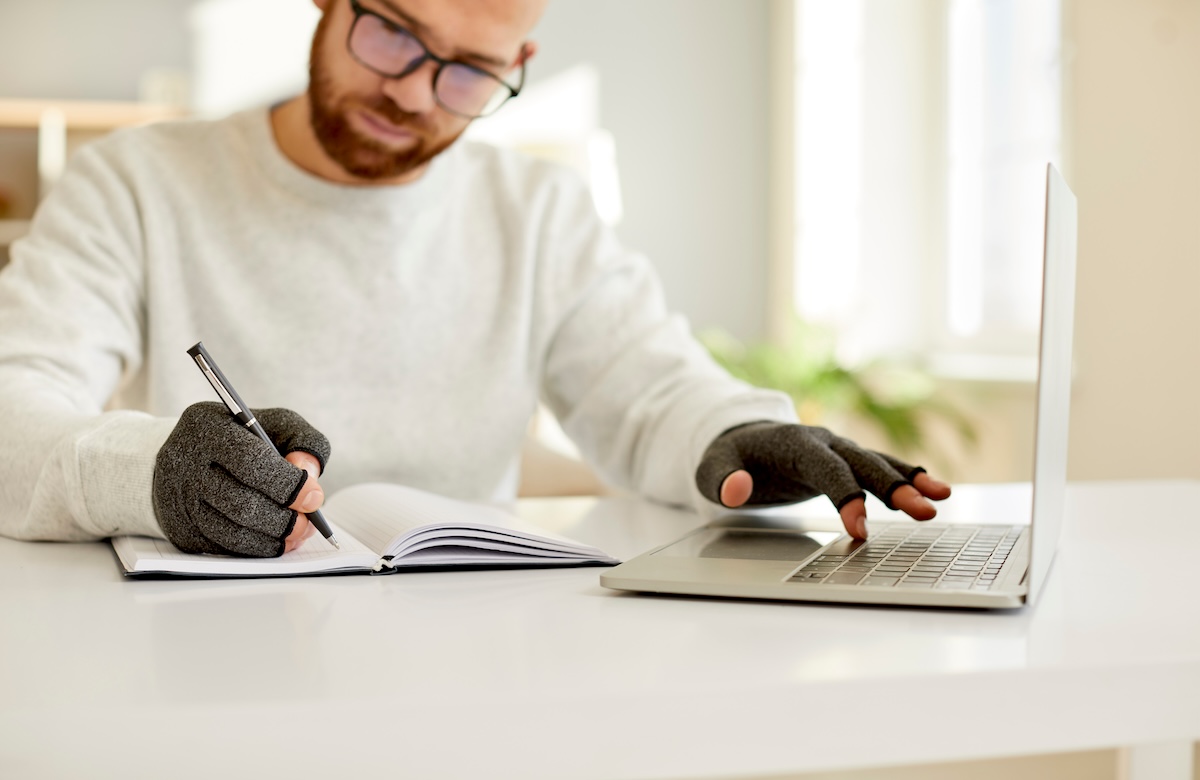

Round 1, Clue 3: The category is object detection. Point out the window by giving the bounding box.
[791,0,1062,380]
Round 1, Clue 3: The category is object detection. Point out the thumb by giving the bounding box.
[719,470,755,507]
[286,451,325,513]
[695,436,748,506]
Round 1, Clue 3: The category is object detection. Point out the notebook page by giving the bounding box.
[112,522,379,576]
[390,527,605,557]
[390,548,610,568]
[322,483,613,559]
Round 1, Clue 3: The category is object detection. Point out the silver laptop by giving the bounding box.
[601,164,1078,609]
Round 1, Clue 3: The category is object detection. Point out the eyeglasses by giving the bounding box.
[346,0,525,119]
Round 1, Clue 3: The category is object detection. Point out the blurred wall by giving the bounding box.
[0,0,193,100]
[1065,0,1200,480]
[530,0,771,342]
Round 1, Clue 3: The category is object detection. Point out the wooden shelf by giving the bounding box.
[0,219,31,246]
[0,98,186,211]
[0,99,182,132]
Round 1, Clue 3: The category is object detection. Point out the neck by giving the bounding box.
[269,95,428,187]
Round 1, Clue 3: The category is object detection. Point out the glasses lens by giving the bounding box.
[436,63,515,118]
[350,13,425,76]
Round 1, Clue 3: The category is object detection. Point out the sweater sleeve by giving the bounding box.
[537,170,798,510]
[0,143,175,542]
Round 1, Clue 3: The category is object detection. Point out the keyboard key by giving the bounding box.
[826,571,867,585]
[936,580,974,589]
[862,576,900,587]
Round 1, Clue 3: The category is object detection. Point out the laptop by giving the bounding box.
[601,164,1078,609]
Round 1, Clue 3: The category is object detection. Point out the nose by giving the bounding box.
[380,58,439,115]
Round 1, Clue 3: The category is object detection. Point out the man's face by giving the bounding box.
[308,0,543,182]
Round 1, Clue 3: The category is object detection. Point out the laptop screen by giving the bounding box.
[1027,164,1079,601]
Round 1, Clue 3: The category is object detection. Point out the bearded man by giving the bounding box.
[0,0,949,556]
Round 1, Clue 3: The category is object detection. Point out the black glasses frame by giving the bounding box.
[345,0,525,119]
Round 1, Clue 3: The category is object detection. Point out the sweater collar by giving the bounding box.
[237,106,455,214]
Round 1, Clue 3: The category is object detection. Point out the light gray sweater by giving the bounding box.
[0,108,795,543]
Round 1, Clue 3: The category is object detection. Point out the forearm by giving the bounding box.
[0,140,166,542]
[0,369,173,542]
[555,316,797,508]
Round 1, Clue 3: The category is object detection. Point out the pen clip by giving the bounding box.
[193,353,244,415]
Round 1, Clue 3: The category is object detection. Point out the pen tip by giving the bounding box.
[329,535,341,550]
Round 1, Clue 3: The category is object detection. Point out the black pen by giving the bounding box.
[187,341,340,551]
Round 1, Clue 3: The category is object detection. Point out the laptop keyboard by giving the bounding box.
[788,525,1022,590]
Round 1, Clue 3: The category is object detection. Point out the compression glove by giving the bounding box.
[152,401,332,557]
[695,421,925,510]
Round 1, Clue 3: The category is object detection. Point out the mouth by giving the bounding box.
[352,109,418,146]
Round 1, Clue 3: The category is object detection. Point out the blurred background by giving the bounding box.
[0,0,1196,487]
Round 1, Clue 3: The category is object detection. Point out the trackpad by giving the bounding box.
[654,528,841,562]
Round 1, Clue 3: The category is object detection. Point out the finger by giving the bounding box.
[695,436,746,506]
[890,484,937,521]
[877,454,948,495]
[828,439,911,509]
[285,452,325,514]
[200,466,297,538]
[157,510,227,556]
[283,514,313,553]
[253,408,331,474]
[781,437,866,512]
[193,501,286,557]
[719,470,754,508]
[913,471,952,500]
[838,496,868,540]
[213,428,306,506]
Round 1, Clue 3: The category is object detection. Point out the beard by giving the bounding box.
[306,13,465,181]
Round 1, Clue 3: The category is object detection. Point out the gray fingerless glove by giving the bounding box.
[153,401,332,557]
[695,421,925,510]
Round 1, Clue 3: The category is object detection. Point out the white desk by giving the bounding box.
[1,481,1197,779]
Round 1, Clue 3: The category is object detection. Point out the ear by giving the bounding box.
[517,40,539,67]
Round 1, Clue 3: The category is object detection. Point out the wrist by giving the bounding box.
[77,412,177,539]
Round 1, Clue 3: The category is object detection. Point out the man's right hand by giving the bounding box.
[152,402,331,557]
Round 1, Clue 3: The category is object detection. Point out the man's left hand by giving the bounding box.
[695,422,952,540]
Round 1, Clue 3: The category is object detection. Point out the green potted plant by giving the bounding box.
[699,319,977,474]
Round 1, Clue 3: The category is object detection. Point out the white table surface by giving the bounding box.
[1,481,1197,780]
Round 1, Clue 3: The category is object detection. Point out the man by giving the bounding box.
[0,0,949,557]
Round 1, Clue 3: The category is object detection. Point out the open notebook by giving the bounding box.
[112,483,619,578]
